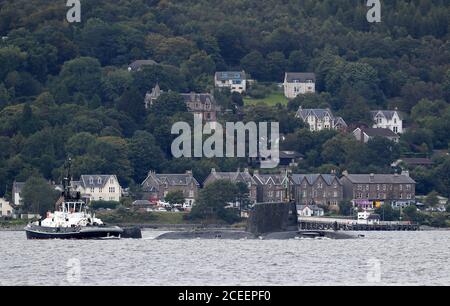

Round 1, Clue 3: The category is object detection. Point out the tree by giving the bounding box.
[375,204,400,221]
[117,86,146,122]
[21,176,60,216]
[150,92,187,117]
[190,180,240,224]
[338,200,353,216]
[424,191,439,208]
[165,190,185,207]
[128,130,165,182]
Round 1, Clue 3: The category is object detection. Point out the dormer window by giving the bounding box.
[97,178,102,184]
[89,177,93,184]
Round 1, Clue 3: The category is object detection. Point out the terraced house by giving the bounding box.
[291,174,343,211]
[295,107,347,132]
[203,168,257,203]
[340,173,416,210]
[253,172,289,203]
[141,171,200,207]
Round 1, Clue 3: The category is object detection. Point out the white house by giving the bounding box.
[297,204,324,217]
[214,71,246,93]
[0,198,14,218]
[72,175,122,203]
[357,212,381,225]
[296,107,347,132]
[371,110,404,134]
[283,72,316,99]
[12,182,25,206]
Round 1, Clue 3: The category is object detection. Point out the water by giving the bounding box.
[0,230,449,286]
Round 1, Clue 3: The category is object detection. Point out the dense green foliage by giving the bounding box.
[0,0,449,200]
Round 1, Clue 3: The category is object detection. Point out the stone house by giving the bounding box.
[141,171,200,207]
[340,173,416,209]
[283,72,316,99]
[203,168,257,203]
[180,92,221,122]
[291,174,343,211]
[253,172,290,203]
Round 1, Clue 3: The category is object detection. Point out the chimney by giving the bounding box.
[186,170,193,176]
[244,168,249,173]
[369,173,375,182]
[342,170,349,177]
[254,170,259,175]
[401,170,409,177]
[211,168,216,173]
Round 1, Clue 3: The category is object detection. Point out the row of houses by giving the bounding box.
[138,168,417,213]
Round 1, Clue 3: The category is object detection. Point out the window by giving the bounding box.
[109,187,115,193]
[99,188,103,193]
[393,126,398,133]
[90,188,94,193]
[189,190,194,198]
[268,191,273,197]
[110,178,114,184]
[98,178,102,184]
[89,177,93,184]
[333,191,338,197]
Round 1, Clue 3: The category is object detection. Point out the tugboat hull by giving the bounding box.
[25,225,124,240]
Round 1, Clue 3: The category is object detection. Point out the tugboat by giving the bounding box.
[25,158,124,240]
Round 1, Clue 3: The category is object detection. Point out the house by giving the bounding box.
[296,204,324,217]
[132,200,156,212]
[253,171,289,203]
[371,110,403,134]
[144,84,163,109]
[283,72,316,99]
[340,172,416,210]
[358,212,381,225]
[180,92,221,122]
[352,127,400,143]
[72,175,122,203]
[296,107,347,132]
[141,171,200,207]
[290,174,343,211]
[214,71,247,94]
[12,181,25,206]
[128,59,158,72]
[249,150,304,169]
[203,168,257,203]
[0,198,14,218]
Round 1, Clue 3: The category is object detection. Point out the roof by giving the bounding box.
[80,175,117,189]
[279,151,304,159]
[297,204,323,211]
[180,93,221,111]
[207,169,256,185]
[296,107,336,121]
[215,71,246,81]
[285,72,316,83]
[291,174,341,186]
[253,173,288,185]
[371,110,403,121]
[142,171,200,188]
[129,60,158,71]
[342,174,416,184]
[132,200,153,206]
[12,182,25,193]
[360,128,399,138]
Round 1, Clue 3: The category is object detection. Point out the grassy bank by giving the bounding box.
[244,92,288,106]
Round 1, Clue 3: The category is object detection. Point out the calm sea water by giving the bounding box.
[0,230,449,286]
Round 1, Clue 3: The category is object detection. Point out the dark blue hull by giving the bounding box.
[25,225,123,240]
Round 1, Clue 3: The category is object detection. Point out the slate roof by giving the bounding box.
[296,204,324,211]
[342,174,416,184]
[156,174,200,186]
[215,71,246,81]
[290,174,340,186]
[371,110,403,121]
[296,108,334,121]
[80,175,117,189]
[207,169,256,185]
[361,128,399,138]
[129,60,158,71]
[285,72,316,83]
[180,93,221,111]
[253,173,288,185]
